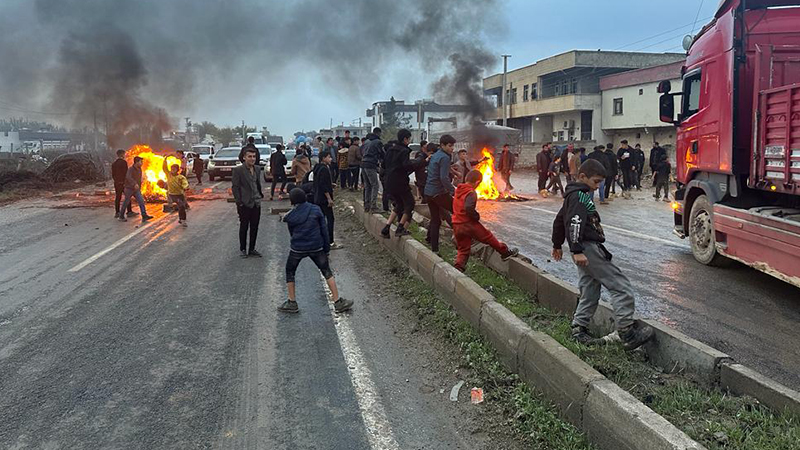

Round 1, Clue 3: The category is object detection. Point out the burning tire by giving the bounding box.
[688,195,728,266]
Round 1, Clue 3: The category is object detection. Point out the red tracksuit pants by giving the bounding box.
[453,221,509,271]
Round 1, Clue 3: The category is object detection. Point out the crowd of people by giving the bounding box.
[536,141,671,203]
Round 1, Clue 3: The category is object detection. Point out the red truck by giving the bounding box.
[658,0,800,287]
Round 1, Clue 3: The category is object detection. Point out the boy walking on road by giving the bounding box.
[452,170,518,272]
[654,154,671,201]
[119,156,154,223]
[279,188,354,314]
[232,148,264,258]
[551,159,654,351]
[163,158,190,227]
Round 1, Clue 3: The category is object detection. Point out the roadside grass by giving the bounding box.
[402,217,800,450]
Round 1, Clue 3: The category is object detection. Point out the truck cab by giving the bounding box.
[658,0,800,287]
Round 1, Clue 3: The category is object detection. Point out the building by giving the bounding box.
[482,51,686,147]
[366,99,472,140]
[0,131,22,154]
[599,61,683,156]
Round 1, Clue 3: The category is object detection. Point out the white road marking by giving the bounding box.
[321,277,400,450]
[517,204,686,248]
[67,216,168,272]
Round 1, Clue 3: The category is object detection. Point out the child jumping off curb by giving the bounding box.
[551,159,654,351]
[279,188,353,314]
[452,170,518,272]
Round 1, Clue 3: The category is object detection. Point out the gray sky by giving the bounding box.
[0,0,720,140]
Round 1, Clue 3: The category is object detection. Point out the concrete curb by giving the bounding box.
[720,362,800,416]
[349,199,705,450]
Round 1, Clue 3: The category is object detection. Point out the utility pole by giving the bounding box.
[501,54,511,127]
[241,120,245,142]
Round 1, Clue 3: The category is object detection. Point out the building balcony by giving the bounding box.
[486,94,602,121]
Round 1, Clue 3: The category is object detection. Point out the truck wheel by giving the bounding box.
[688,195,727,266]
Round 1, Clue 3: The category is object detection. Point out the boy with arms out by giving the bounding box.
[551,159,654,350]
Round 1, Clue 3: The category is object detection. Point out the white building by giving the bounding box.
[366,99,473,141]
[0,131,22,153]
[599,61,683,157]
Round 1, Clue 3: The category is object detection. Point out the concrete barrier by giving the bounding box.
[537,272,580,316]
[479,301,530,372]
[453,276,494,329]
[432,261,465,298]
[642,319,731,385]
[415,246,438,285]
[403,239,426,274]
[507,258,543,298]
[584,379,706,450]
[720,362,800,416]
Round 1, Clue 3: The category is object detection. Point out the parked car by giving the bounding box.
[255,144,272,167]
[207,147,242,181]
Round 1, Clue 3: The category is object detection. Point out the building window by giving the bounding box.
[555,83,560,95]
[613,98,623,115]
[572,78,578,94]
[638,88,644,95]
[557,130,565,141]
[532,83,538,99]
[523,84,529,102]
[511,88,518,104]
[561,80,569,95]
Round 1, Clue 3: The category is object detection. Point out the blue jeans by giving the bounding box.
[121,188,147,215]
[591,181,606,202]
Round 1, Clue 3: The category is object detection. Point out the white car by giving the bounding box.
[264,149,297,181]
[207,147,242,181]
[191,144,215,170]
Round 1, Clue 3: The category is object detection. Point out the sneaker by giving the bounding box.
[501,247,519,261]
[240,249,248,258]
[662,197,670,202]
[380,224,391,239]
[599,200,609,205]
[249,249,263,257]
[330,242,343,250]
[333,298,354,313]
[278,300,299,313]
[141,214,154,222]
[118,216,128,222]
[114,212,120,219]
[127,211,139,217]
[654,197,660,201]
[571,325,599,346]
[395,226,410,238]
[619,323,655,351]
[181,221,188,227]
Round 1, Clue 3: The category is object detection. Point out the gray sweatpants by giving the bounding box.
[572,242,636,330]
[362,167,380,210]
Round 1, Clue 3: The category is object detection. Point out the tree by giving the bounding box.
[215,127,238,147]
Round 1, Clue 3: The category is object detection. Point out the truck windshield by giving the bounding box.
[682,71,702,118]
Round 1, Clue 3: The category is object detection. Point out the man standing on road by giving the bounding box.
[631,143,645,191]
[360,127,384,212]
[603,143,619,200]
[423,134,456,252]
[239,136,260,164]
[649,142,666,184]
[112,149,134,219]
[269,144,288,201]
[563,144,576,183]
[232,147,264,258]
[348,136,362,191]
[588,145,610,204]
[536,143,552,196]
[312,150,340,249]
[616,140,634,197]
[498,144,515,193]
[119,156,154,223]
[568,146,581,182]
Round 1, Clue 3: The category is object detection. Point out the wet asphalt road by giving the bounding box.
[477,172,800,391]
[0,186,515,449]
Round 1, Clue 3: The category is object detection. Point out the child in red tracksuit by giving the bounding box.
[452,170,518,272]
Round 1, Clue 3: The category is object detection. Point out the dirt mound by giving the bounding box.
[42,153,104,183]
[0,170,52,192]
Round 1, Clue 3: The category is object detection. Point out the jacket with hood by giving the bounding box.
[383,142,424,194]
[312,162,333,206]
[290,154,312,181]
[360,133,384,170]
[283,201,330,253]
[452,183,481,225]
[617,147,633,170]
[588,149,612,176]
[347,143,362,165]
[552,182,608,257]
[604,149,619,176]
[536,149,552,174]
[112,158,128,185]
[270,151,287,175]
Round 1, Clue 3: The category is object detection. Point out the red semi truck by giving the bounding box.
[658,0,800,287]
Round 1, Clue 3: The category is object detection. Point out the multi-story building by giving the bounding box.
[366,99,472,140]
[482,51,685,147]
[599,60,683,157]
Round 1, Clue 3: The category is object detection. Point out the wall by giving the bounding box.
[601,128,677,166]
[601,78,681,130]
[0,131,22,153]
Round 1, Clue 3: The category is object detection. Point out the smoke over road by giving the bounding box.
[0,0,504,140]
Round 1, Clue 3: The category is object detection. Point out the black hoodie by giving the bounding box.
[383,142,425,194]
[552,182,608,257]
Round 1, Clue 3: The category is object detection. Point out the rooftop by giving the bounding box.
[599,60,684,90]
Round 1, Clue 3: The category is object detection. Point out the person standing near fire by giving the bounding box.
[536,143,552,197]
[498,144,515,194]
[423,134,456,252]
[192,153,204,184]
[162,158,190,227]
[232,147,264,258]
[112,149,134,219]
[381,129,428,239]
[118,156,154,223]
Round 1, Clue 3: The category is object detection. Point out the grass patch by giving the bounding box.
[403,210,800,450]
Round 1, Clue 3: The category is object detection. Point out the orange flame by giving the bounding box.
[125,144,182,200]
[474,148,501,200]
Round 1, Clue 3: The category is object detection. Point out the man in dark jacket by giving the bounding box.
[649,143,666,185]
[232,147,264,257]
[360,127,384,212]
[312,150,340,249]
[616,140,633,196]
[422,134,456,252]
[587,146,610,204]
[603,143,619,199]
[239,136,260,164]
[536,143,552,195]
[112,149,133,218]
[630,143,645,190]
[381,129,427,238]
[498,144,515,193]
[118,156,154,223]
[269,144,288,200]
[278,188,353,314]
[551,158,654,351]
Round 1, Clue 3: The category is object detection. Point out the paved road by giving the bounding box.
[0,187,520,449]
[477,172,800,391]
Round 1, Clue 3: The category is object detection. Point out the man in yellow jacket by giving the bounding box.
[163,157,190,227]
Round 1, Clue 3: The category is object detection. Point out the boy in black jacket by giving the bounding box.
[551,159,654,351]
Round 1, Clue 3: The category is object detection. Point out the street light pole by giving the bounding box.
[501,54,511,127]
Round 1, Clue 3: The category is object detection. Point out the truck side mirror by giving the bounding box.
[659,94,675,124]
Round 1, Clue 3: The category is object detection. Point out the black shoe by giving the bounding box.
[571,325,599,346]
[381,225,391,239]
[127,211,139,217]
[114,212,120,219]
[333,298,354,313]
[395,226,410,238]
[240,249,248,258]
[619,323,655,351]
[118,216,127,222]
[141,214,154,222]
[501,247,519,261]
[278,300,299,313]
[248,249,263,257]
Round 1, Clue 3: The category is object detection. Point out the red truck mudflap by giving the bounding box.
[714,204,800,287]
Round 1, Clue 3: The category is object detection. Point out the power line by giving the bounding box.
[691,0,707,34]
[615,16,713,50]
